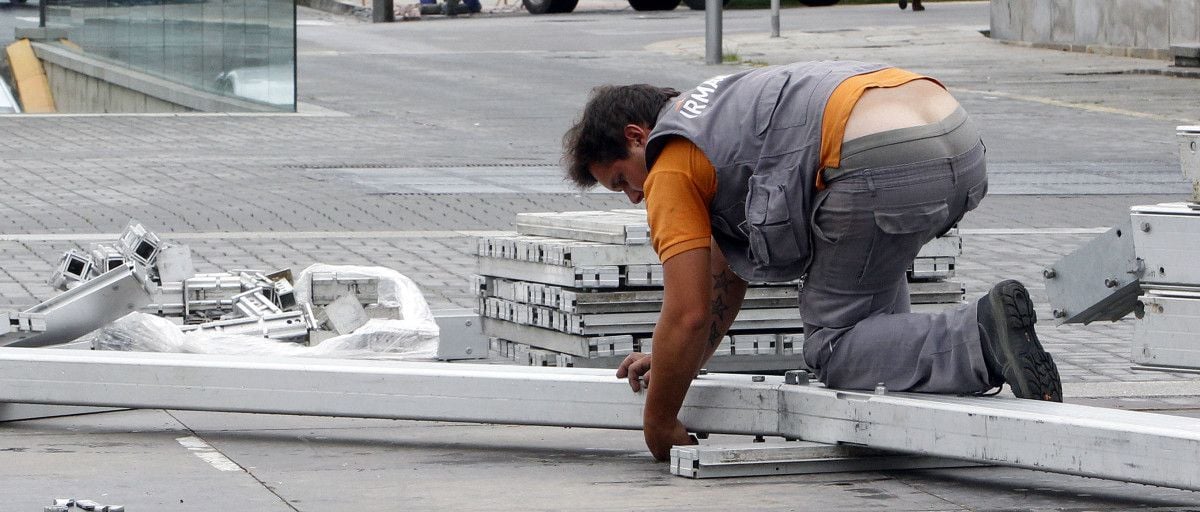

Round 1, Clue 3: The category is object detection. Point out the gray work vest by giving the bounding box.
[645,61,888,282]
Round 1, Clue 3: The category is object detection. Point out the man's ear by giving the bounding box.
[623,124,648,148]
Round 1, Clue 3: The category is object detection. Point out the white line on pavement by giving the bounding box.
[955,88,1196,124]
[176,436,243,472]
[958,228,1110,235]
[0,228,1112,242]
[0,230,514,242]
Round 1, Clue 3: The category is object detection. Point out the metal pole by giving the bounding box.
[770,0,780,38]
[372,0,394,22]
[5,348,1200,490]
[704,0,722,65]
[39,0,47,28]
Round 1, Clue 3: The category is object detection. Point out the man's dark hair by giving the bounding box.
[562,84,680,188]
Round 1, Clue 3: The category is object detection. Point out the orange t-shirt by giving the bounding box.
[645,68,936,263]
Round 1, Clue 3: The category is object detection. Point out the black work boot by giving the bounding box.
[898,0,907,9]
[977,280,1063,402]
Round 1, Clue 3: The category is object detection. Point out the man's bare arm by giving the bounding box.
[641,247,713,460]
[699,238,748,366]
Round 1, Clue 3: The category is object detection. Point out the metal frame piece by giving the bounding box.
[1132,289,1200,368]
[89,244,126,275]
[670,441,979,479]
[48,249,94,291]
[515,210,650,245]
[179,310,315,340]
[0,264,152,348]
[1044,220,1141,324]
[1179,126,1200,204]
[309,272,380,306]
[1132,203,1200,286]
[2,349,1200,491]
[117,220,162,267]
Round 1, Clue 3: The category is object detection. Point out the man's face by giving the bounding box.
[589,124,650,204]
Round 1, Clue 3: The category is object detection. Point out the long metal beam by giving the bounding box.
[2,348,1200,491]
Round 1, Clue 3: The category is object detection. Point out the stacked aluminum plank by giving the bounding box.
[477,210,965,372]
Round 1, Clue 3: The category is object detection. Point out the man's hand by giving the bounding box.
[643,416,696,461]
[616,352,651,392]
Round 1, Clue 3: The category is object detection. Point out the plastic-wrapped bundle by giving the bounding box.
[94,263,440,359]
[94,312,438,360]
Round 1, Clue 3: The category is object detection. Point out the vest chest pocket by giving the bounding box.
[746,175,803,267]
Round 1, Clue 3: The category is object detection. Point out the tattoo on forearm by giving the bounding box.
[707,268,735,349]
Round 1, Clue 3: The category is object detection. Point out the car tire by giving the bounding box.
[683,0,730,10]
[628,0,680,11]
[523,0,579,14]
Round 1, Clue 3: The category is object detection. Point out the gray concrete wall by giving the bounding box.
[42,60,193,114]
[29,41,277,114]
[991,0,1200,59]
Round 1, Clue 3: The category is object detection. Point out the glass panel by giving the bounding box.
[43,0,295,111]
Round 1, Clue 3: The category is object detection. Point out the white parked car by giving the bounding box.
[214,65,295,108]
[0,78,21,114]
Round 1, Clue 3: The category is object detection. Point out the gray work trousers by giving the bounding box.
[800,108,993,393]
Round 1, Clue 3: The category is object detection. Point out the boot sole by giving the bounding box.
[989,281,1063,402]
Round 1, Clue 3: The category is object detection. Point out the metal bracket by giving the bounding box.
[670,441,980,479]
[1044,219,1141,324]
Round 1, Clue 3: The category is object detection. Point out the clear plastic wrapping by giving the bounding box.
[93,264,440,360]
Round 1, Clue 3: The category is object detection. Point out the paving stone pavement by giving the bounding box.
[1,2,1197,390]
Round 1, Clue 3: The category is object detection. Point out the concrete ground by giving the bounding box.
[3,1,1200,509]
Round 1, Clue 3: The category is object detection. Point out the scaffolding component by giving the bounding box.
[515,210,650,245]
[2,348,1200,491]
[309,272,381,306]
[1179,126,1200,204]
[0,264,153,348]
[670,441,978,479]
[1132,203,1200,285]
[116,220,162,268]
[179,309,316,341]
[1044,220,1140,325]
[47,249,94,291]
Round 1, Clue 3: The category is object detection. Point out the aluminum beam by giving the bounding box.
[515,210,650,246]
[2,348,1200,490]
[0,264,152,348]
[670,441,979,479]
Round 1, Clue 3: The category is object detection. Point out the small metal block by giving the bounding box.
[751,375,765,383]
[874,382,887,395]
[1042,268,1056,279]
[784,370,810,385]
[105,507,125,512]
[52,499,73,507]
[44,507,69,512]
[74,500,99,511]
